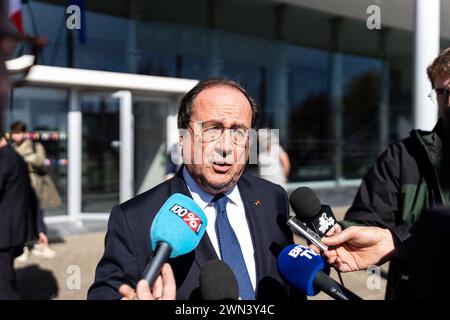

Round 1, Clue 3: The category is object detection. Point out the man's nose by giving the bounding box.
[215,129,233,157]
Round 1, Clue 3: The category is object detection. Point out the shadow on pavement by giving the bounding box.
[16,264,59,300]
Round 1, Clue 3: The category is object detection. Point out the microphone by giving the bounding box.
[200,259,239,300]
[290,187,337,237]
[277,244,362,300]
[143,193,208,286]
[287,187,338,251]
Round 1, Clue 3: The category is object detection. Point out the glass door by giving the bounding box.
[80,92,176,214]
[80,92,120,214]
[133,97,174,195]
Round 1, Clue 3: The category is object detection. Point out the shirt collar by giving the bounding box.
[182,166,243,209]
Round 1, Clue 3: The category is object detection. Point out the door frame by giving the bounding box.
[76,90,134,218]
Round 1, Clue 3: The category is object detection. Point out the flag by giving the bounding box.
[8,0,23,33]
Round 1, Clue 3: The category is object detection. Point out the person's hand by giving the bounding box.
[320,226,396,272]
[38,232,48,247]
[325,223,342,237]
[308,223,342,254]
[119,263,176,300]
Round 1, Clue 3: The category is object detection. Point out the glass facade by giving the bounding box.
[6,87,68,216]
[30,0,417,181]
[6,0,449,217]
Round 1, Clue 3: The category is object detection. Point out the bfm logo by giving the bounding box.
[170,204,203,234]
[288,245,319,260]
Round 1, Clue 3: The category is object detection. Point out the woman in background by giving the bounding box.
[9,121,60,260]
[258,128,291,189]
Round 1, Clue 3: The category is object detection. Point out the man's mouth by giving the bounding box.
[212,161,232,173]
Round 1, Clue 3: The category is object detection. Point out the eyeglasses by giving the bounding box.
[189,120,250,145]
[428,87,450,106]
[0,31,47,86]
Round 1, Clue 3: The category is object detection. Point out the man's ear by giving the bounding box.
[178,133,184,159]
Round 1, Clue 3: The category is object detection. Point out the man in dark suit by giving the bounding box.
[0,4,43,299]
[88,78,302,300]
[0,134,38,299]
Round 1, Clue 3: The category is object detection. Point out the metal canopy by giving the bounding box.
[22,65,198,97]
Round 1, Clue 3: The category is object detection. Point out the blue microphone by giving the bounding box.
[277,244,362,300]
[143,193,208,286]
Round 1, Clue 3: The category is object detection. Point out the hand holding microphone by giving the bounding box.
[288,187,339,252]
[320,226,396,272]
[119,263,176,300]
[142,193,208,286]
[119,193,208,300]
[288,187,395,272]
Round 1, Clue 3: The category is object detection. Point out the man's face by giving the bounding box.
[434,76,450,126]
[10,132,25,144]
[181,85,253,195]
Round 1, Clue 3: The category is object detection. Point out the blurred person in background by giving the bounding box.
[333,48,450,300]
[0,0,46,299]
[258,128,290,188]
[9,120,60,260]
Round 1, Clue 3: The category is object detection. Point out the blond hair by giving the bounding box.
[427,48,450,87]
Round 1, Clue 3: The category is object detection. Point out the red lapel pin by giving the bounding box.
[254,200,261,206]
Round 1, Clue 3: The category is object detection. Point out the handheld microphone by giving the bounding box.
[287,187,338,252]
[200,259,239,300]
[143,193,208,286]
[277,244,362,300]
[290,187,337,237]
[287,217,328,252]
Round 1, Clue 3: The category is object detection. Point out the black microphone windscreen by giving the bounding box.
[289,187,321,220]
[200,259,239,300]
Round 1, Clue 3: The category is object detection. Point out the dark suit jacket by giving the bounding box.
[88,169,304,300]
[0,145,37,251]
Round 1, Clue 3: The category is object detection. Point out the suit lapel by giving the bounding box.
[169,167,218,268]
[237,175,266,287]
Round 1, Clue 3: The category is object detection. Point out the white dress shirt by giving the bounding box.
[182,167,257,290]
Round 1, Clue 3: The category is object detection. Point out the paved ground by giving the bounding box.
[14,231,105,300]
[13,205,388,300]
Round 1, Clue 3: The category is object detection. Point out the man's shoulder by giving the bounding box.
[0,145,27,171]
[118,178,177,214]
[376,131,423,164]
[240,173,286,196]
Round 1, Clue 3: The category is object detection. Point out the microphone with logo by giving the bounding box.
[142,193,208,286]
[200,259,239,300]
[277,244,362,300]
[287,187,337,252]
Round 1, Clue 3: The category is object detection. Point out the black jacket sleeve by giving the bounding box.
[343,143,402,229]
[87,205,139,300]
[342,143,417,257]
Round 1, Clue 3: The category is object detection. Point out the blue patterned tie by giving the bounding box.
[213,194,255,300]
